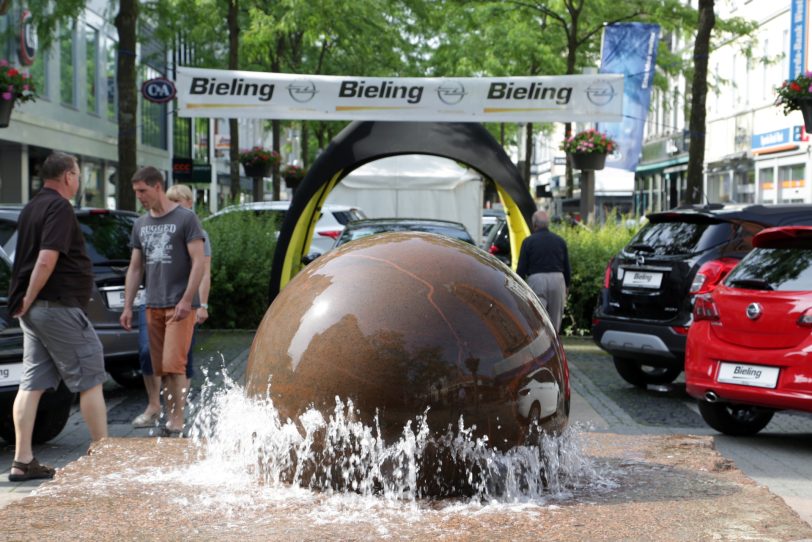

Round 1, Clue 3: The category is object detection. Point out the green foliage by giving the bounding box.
[552,218,640,335]
[205,211,280,329]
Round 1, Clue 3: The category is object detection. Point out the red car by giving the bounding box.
[685,226,812,435]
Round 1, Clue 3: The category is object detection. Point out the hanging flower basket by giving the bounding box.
[239,146,279,178]
[243,162,272,178]
[282,164,306,193]
[570,152,607,171]
[0,98,12,128]
[0,58,37,129]
[560,129,615,171]
[775,73,812,132]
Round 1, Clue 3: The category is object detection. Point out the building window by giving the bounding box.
[140,66,167,149]
[86,24,99,114]
[105,35,117,122]
[29,48,49,101]
[60,22,76,107]
[174,115,191,158]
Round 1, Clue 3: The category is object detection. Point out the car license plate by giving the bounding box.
[105,288,145,310]
[717,362,779,389]
[0,363,22,387]
[622,269,663,289]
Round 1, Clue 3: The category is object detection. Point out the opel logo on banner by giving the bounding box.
[436,81,466,105]
[287,80,317,103]
[746,303,762,320]
[585,79,617,106]
[141,77,177,104]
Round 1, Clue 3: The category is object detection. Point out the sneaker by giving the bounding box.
[132,411,160,428]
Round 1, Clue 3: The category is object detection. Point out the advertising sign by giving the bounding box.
[142,77,177,104]
[176,67,624,123]
[598,22,660,172]
[790,0,809,80]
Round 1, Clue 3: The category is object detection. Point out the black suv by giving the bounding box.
[0,207,143,444]
[592,203,812,387]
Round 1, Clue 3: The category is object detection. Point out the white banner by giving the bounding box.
[176,67,623,123]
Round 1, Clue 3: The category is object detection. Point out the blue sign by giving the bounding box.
[598,23,660,172]
[751,127,806,150]
[790,0,808,80]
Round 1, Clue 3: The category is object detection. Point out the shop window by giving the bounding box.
[778,164,805,203]
[80,162,103,208]
[758,167,775,203]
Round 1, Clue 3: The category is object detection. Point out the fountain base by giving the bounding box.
[1,433,809,541]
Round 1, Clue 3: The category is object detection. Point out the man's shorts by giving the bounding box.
[137,307,195,378]
[146,307,196,376]
[19,301,107,393]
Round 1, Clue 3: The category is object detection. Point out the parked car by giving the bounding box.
[0,245,76,444]
[685,226,812,435]
[592,203,812,388]
[0,207,144,389]
[483,217,511,265]
[205,201,366,256]
[332,218,476,249]
[515,366,560,423]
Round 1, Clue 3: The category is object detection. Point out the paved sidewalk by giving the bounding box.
[0,332,809,529]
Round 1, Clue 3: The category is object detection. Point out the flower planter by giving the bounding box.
[243,162,272,178]
[285,177,302,193]
[570,152,607,171]
[799,98,812,133]
[0,99,13,128]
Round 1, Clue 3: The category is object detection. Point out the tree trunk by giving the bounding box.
[685,0,715,205]
[114,0,138,211]
[301,122,309,168]
[228,0,241,203]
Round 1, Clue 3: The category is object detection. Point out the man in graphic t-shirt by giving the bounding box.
[119,166,205,437]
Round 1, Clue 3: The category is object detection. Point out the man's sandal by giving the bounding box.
[8,458,55,482]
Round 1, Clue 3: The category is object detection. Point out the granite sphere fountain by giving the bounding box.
[244,231,570,494]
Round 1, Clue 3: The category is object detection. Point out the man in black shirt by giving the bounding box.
[7,152,108,481]
[516,210,571,333]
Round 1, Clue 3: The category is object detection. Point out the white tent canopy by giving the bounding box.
[326,154,484,243]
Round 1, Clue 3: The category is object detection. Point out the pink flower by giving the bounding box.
[1,92,13,101]
[0,59,8,67]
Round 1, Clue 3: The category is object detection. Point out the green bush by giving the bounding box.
[552,217,640,336]
[204,211,280,329]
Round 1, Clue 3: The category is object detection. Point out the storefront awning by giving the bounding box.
[635,156,687,173]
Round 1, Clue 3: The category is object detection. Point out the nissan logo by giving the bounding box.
[746,303,762,320]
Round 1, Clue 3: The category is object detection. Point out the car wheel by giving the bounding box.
[613,357,681,388]
[109,369,145,389]
[0,383,74,444]
[697,400,774,436]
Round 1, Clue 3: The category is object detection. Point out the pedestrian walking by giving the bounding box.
[120,168,206,437]
[516,209,571,333]
[7,151,108,481]
[130,184,211,429]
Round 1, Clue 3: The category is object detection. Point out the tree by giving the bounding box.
[684,0,714,205]
[114,0,138,211]
[228,0,241,203]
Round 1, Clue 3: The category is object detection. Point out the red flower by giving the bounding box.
[6,68,17,77]
[790,82,802,92]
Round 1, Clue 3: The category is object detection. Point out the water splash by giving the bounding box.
[181,367,615,503]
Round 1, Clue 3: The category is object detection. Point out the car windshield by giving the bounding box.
[725,248,812,291]
[625,220,732,256]
[77,213,137,263]
[337,223,473,246]
[332,209,365,225]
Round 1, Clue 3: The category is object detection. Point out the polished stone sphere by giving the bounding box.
[246,232,569,450]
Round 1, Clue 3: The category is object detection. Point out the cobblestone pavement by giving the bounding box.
[0,332,810,528]
[564,337,812,527]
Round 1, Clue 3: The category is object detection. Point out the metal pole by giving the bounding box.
[209,119,218,213]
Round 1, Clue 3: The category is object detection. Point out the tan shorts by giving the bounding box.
[146,307,196,376]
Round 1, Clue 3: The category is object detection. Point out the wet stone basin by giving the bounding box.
[2,433,810,541]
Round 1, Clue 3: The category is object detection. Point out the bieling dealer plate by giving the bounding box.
[621,269,663,289]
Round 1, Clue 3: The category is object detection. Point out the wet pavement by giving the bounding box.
[0,332,810,540]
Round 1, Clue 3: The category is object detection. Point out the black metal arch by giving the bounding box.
[269,121,536,301]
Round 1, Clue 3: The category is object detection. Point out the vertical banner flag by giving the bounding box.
[598,23,660,172]
[789,0,809,80]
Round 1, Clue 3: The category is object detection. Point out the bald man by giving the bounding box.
[516,210,571,332]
